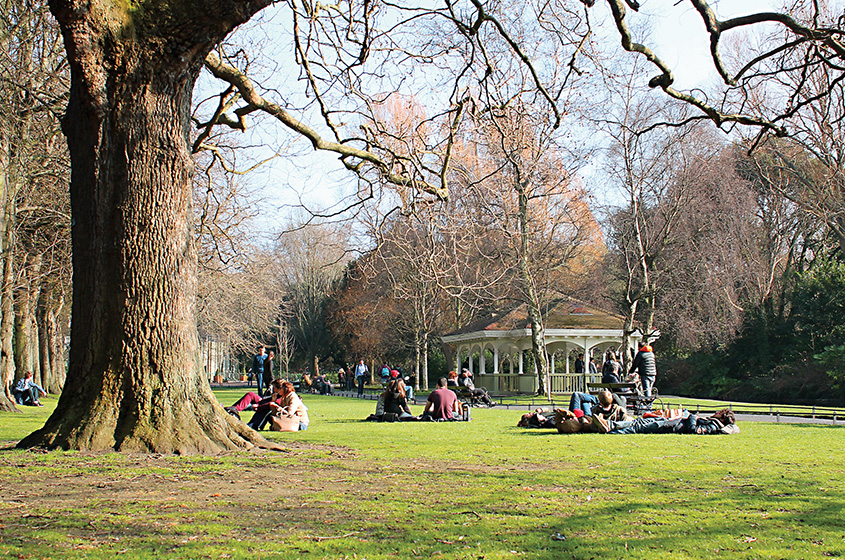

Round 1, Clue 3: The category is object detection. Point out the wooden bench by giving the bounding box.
[587,382,660,414]
[450,385,491,407]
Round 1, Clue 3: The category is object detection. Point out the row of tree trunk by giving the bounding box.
[0,146,68,411]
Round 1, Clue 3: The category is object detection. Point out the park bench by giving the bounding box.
[587,382,661,415]
[450,385,493,408]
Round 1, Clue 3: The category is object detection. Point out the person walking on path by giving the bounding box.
[354,359,369,396]
[251,346,269,395]
[629,341,657,397]
[262,351,274,396]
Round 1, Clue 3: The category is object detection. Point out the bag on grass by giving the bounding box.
[270,413,300,432]
[381,412,399,422]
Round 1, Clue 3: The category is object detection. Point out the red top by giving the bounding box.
[427,387,458,420]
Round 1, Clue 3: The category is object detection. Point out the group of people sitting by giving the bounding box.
[367,377,472,422]
[517,390,739,435]
[301,372,334,395]
[224,378,310,432]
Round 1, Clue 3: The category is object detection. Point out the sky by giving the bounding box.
[196,1,839,234]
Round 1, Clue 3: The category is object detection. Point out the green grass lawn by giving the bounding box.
[0,390,843,559]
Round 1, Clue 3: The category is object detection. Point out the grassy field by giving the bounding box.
[0,389,843,559]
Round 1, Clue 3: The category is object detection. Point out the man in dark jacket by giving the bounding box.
[251,346,268,395]
[629,341,657,397]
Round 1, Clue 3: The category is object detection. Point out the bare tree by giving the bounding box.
[273,220,349,377]
[363,213,452,392]
[600,94,702,362]
[24,0,845,451]
[0,0,69,411]
[593,0,845,137]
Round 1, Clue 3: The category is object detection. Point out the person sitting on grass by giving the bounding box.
[383,378,416,420]
[273,380,310,431]
[225,379,290,430]
[422,377,466,421]
[13,371,47,406]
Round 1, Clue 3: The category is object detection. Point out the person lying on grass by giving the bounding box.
[593,408,739,435]
[590,390,630,430]
[569,390,627,416]
[553,407,739,435]
[518,408,556,429]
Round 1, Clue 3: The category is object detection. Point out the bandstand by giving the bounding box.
[441,297,642,395]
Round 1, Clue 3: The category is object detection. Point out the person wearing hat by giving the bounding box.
[389,369,414,400]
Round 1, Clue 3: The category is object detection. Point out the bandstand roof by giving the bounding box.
[444,296,625,340]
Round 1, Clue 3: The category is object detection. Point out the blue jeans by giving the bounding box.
[641,375,656,398]
[13,387,40,405]
[609,417,680,434]
[357,376,366,395]
[569,392,599,415]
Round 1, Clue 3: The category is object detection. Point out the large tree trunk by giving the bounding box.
[19,0,275,453]
[37,282,65,393]
[14,253,39,382]
[46,290,66,392]
[0,140,17,412]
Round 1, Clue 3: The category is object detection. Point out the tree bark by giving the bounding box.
[14,253,40,382]
[19,0,276,453]
[421,332,428,392]
[516,179,548,397]
[47,291,66,391]
[37,283,52,390]
[0,140,17,412]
